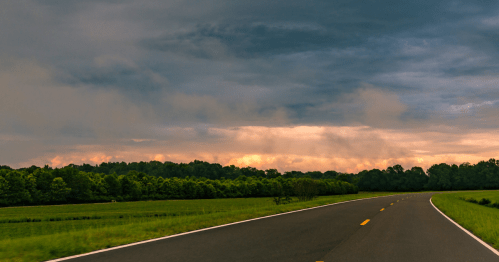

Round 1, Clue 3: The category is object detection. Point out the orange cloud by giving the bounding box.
[19,125,499,173]
[89,154,113,164]
[153,154,166,162]
[50,156,63,167]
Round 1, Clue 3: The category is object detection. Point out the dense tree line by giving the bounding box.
[57,160,342,180]
[357,165,429,191]
[356,159,499,191]
[425,159,499,190]
[0,166,357,207]
[2,158,498,206]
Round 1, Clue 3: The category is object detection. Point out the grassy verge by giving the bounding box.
[432,191,499,250]
[0,192,411,262]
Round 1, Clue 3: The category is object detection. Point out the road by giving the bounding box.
[63,193,499,262]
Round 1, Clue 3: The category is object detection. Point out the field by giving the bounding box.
[432,190,499,250]
[0,192,410,262]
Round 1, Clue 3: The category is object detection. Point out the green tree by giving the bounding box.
[104,173,122,197]
[270,179,289,205]
[197,181,216,198]
[293,178,318,201]
[265,169,281,178]
[91,175,108,199]
[0,176,9,205]
[323,171,338,179]
[32,168,54,203]
[181,180,199,199]
[4,170,31,205]
[69,172,93,202]
[50,177,71,202]
[119,175,142,200]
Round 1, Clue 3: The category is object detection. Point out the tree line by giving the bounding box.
[356,159,499,191]
[1,158,498,206]
[12,160,343,180]
[0,166,357,207]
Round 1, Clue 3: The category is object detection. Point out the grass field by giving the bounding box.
[0,192,412,262]
[432,190,499,250]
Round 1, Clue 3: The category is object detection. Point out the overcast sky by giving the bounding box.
[1,0,499,173]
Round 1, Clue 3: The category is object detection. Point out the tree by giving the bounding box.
[404,167,428,191]
[457,162,473,190]
[50,177,71,202]
[357,169,385,191]
[306,171,323,179]
[336,173,353,183]
[0,176,9,206]
[120,174,142,200]
[32,168,54,203]
[104,173,122,197]
[4,170,31,205]
[265,169,281,178]
[293,178,318,201]
[68,171,93,202]
[197,181,217,198]
[323,171,338,179]
[270,179,290,205]
[161,178,178,198]
[91,175,108,199]
[25,174,38,203]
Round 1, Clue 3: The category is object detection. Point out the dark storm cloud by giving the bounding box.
[68,65,165,94]
[131,0,498,128]
[140,0,449,59]
[142,23,351,59]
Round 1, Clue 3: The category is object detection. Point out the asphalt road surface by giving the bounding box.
[64,193,499,262]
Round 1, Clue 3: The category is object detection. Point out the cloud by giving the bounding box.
[159,92,289,126]
[0,59,159,163]
[352,84,408,127]
[153,154,166,162]
[482,15,499,27]
[2,0,499,172]
[141,22,346,59]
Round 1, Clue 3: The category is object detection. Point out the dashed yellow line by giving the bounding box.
[380,208,385,211]
[390,203,394,205]
[360,219,370,225]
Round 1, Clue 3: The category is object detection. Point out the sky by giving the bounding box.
[1,0,499,173]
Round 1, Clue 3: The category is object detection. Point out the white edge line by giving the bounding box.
[46,193,407,262]
[430,197,499,257]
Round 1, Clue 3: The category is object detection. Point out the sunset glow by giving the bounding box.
[24,125,499,173]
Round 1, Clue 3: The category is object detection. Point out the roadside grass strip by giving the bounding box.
[431,191,499,255]
[0,192,412,262]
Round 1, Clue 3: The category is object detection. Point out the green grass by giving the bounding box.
[432,190,499,250]
[0,192,411,262]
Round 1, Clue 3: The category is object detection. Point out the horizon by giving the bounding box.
[4,157,497,176]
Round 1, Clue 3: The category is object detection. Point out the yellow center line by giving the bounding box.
[380,208,385,211]
[390,203,394,205]
[360,219,370,225]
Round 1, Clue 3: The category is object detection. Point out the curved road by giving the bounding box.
[62,193,499,262]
